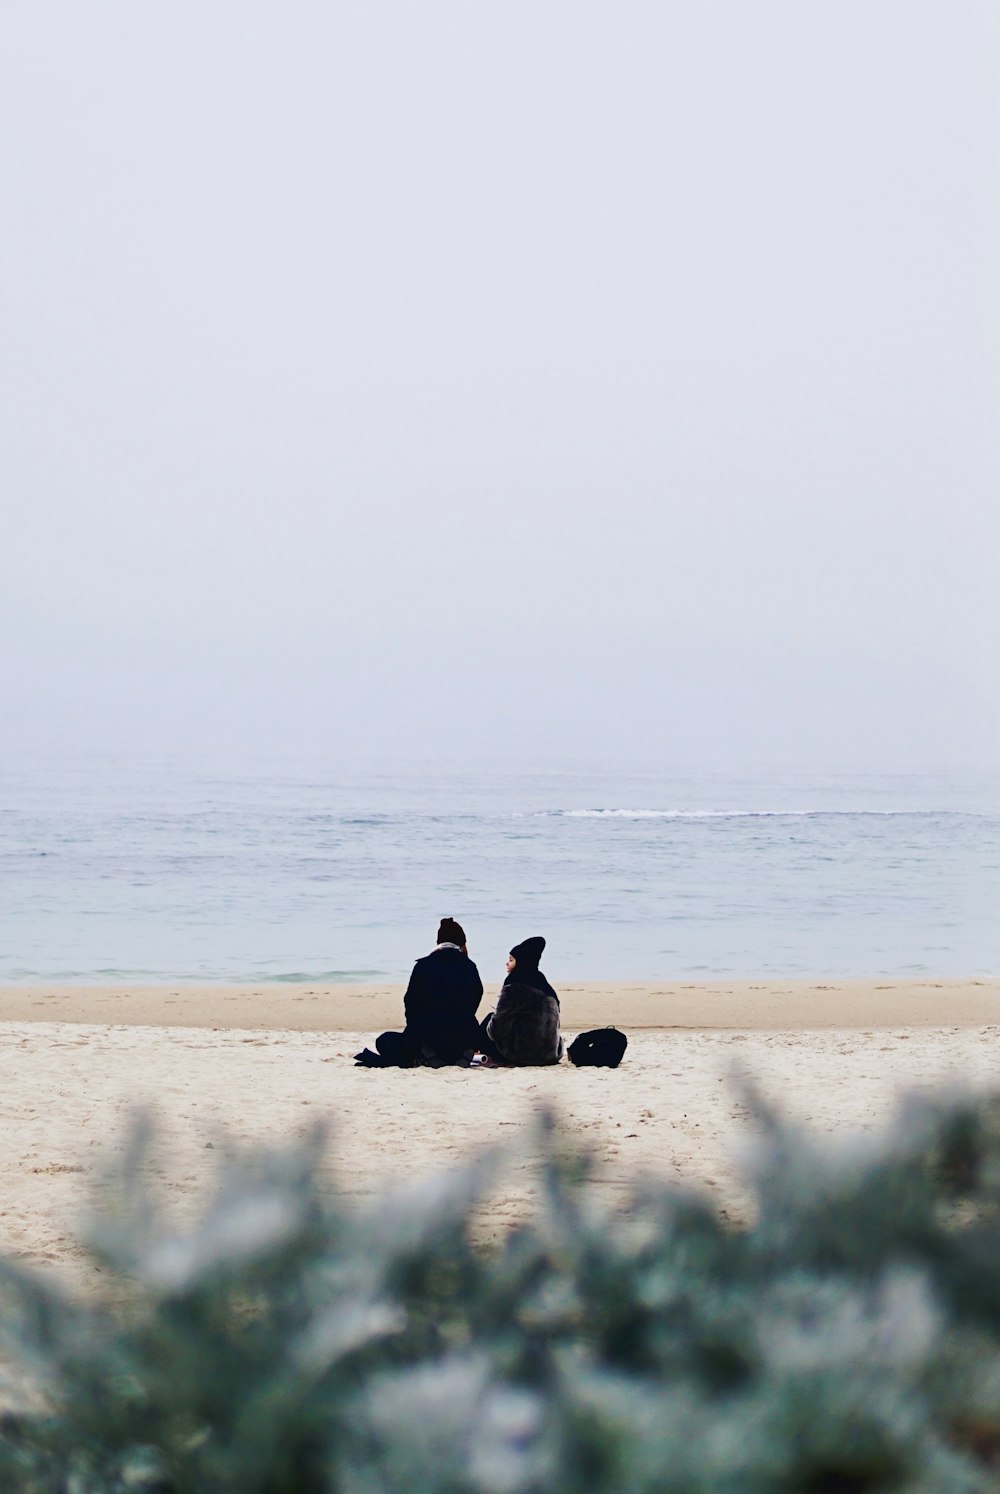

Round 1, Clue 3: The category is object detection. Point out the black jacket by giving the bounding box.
[403,945,484,1060]
[487,969,562,1066]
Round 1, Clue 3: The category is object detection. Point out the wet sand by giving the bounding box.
[1,976,995,1032]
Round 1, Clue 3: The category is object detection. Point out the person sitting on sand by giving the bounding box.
[355,917,484,1068]
[479,936,564,1066]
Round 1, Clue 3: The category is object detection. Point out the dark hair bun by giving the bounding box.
[437,917,467,946]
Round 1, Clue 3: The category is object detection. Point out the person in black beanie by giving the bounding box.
[479,936,563,1066]
[355,918,484,1067]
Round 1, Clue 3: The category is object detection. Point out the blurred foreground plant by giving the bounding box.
[1,1090,999,1493]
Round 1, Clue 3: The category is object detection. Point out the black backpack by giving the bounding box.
[567,1027,628,1068]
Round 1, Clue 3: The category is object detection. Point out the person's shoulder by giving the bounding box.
[498,979,534,999]
[447,948,480,977]
[508,977,558,1002]
[414,947,460,969]
[437,945,474,964]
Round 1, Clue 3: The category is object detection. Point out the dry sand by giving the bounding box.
[0,979,996,1292]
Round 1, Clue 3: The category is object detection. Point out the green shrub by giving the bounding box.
[1,1090,998,1493]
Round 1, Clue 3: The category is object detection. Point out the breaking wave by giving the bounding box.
[534,808,958,820]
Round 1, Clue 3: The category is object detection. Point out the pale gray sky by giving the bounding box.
[2,2,997,768]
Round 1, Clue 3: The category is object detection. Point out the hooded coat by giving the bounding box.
[487,938,563,1066]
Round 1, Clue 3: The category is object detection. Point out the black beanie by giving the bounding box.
[437,917,466,947]
[509,936,545,969]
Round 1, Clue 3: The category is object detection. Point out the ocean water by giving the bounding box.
[1,757,997,985]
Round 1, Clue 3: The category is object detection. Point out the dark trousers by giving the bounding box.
[477,1013,503,1063]
[374,1029,475,1067]
[375,1030,416,1066]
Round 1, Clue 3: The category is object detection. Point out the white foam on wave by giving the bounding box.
[535,807,938,820]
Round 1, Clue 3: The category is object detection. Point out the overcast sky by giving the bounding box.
[1,1,996,770]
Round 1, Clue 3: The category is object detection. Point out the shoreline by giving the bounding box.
[1,977,995,1032]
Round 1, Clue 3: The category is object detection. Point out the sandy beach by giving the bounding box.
[0,979,996,1291]
[2,977,995,1032]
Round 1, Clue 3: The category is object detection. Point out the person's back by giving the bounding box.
[404,924,483,1062]
[485,936,563,1066]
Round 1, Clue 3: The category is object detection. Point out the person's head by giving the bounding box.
[437,916,467,950]
[508,936,545,974]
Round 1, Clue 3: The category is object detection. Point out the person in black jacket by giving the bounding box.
[354,918,483,1067]
[479,936,563,1066]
